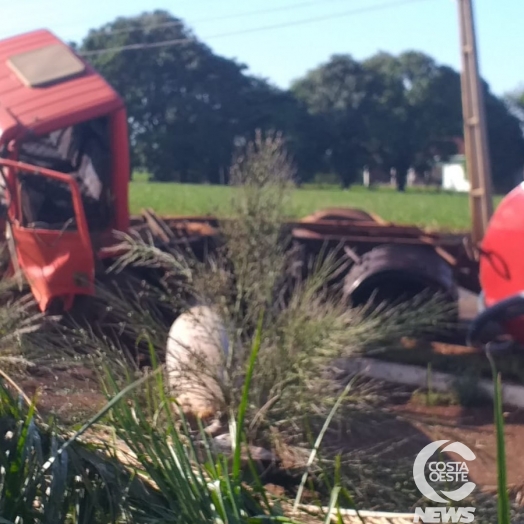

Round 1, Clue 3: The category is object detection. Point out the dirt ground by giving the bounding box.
[7,279,524,522]
[17,364,107,425]
[12,359,524,516]
[394,401,524,493]
[10,289,481,425]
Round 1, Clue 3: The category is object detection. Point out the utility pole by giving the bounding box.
[457,0,493,246]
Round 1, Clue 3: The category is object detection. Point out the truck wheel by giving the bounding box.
[343,244,458,313]
[300,207,379,224]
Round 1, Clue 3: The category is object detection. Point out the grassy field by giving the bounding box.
[129,175,503,231]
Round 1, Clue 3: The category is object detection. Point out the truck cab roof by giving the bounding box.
[0,29,123,144]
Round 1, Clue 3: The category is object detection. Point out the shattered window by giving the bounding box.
[17,116,112,231]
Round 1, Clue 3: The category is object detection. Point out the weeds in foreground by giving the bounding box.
[0,278,51,371]
[96,132,455,446]
[0,316,518,523]
[0,131,493,521]
[9,134,456,520]
[0,319,359,523]
[488,350,511,524]
[0,383,128,523]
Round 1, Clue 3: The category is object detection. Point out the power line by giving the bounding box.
[80,0,436,57]
[100,0,362,37]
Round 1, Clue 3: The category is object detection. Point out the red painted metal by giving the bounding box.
[0,28,481,314]
[0,29,131,311]
[0,29,123,140]
[479,182,524,343]
[0,158,94,311]
[0,29,130,234]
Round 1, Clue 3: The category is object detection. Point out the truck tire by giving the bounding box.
[299,207,378,224]
[343,244,458,311]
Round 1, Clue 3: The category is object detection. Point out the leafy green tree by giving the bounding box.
[485,87,524,192]
[80,12,524,192]
[233,80,320,184]
[295,50,524,192]
[362,51,463,190]
[101,11,253,182]
[81,10,305,184]
[292,52,463,190]
[505,87,524,123]
[364,51,524,192]
[292,54,381,187]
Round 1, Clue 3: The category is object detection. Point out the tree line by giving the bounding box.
[78,9,524,192]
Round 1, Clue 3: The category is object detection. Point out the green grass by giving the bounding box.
[129,174,503,231]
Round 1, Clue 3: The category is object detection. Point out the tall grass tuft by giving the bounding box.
[78,130,456,448]
[1,130,464,521]
[487,349,511,524]
[0,320,309,523]
[176,131,455,444]
[0,378,132,523]
[99,324,302,524]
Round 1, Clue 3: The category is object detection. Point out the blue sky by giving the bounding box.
[1,0,521,96]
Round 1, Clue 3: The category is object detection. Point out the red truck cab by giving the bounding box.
[0,29,130,312]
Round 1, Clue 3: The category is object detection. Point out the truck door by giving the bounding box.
[0,158,95,312]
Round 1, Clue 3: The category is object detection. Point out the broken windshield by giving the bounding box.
[17,116,112,230]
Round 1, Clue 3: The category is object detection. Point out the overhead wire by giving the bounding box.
[80,0,437,57]
[98,0,368,37]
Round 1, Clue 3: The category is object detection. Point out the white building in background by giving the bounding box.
[441,154,470,193]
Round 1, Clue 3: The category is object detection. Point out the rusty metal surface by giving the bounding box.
[131,209,468,237]
[131,214,469,246]
[299,207,384,224]
[128,209,480,294]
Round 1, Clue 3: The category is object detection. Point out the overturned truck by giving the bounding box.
[0,29,480,317]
